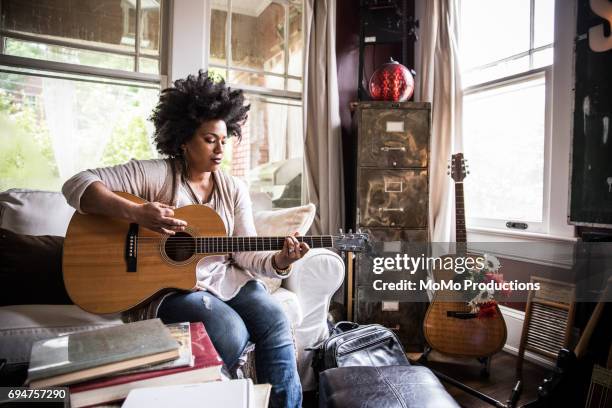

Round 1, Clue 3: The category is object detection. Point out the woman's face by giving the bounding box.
[182,119,227,173]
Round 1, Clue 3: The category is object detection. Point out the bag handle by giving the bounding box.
[331,321,360,335]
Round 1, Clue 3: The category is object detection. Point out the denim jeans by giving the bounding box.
[157,280,302,408]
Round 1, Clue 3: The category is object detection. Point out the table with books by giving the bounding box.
[25,318,270,407]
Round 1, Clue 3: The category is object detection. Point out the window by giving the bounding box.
[0,0,165,191]
[459,0,554,233]
[209,0,304,208]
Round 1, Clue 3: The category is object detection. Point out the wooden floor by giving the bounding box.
[418,350,550,408]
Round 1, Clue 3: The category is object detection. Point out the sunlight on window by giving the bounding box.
[0,72,158,191]
[463,77,546,223]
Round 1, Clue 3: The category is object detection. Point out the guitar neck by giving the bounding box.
[455,182,466,244]
[194,235,334,253]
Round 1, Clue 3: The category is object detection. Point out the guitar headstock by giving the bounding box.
[449,153,469,182]
[334,230,370,253]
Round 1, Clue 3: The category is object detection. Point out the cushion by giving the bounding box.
[253,204,316,292]
[0,228,71,306]
[0,189,74,236]
[270,287,304,328]
[319,366,460,408]
[0,305,122,365]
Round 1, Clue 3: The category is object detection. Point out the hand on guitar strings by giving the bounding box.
[274,232,310,270]
[131,201,188,235]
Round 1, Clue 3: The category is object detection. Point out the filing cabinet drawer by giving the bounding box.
[358,169,428,228]
[359,228,428,243]
[355,286,427,352]
[358,105,429,168]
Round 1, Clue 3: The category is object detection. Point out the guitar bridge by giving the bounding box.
[125,223,139,272]
[447,311,477,320]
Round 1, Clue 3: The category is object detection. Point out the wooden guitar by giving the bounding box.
[423,153,507,357]
[63,192,369,314]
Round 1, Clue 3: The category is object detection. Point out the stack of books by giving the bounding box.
[26,318,224,407]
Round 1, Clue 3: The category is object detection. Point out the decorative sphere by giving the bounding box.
[368,59,415,102]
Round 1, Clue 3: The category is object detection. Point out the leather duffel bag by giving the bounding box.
[309,321,409,379]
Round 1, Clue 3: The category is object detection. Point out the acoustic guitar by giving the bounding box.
[423,153,507,357]
[63,192,369,314]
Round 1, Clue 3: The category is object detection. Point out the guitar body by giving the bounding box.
[423,255,507,357]
[63,192,227,314]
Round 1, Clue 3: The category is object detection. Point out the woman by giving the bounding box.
[62,71,306,408]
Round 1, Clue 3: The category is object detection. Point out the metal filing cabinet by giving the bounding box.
[353,101,431,351]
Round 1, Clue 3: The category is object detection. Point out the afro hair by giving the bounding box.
[150,70,249,158]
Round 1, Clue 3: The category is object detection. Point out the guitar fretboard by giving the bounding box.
[193,235,334,253]
[455,182,466,244]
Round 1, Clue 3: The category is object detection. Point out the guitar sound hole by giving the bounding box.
[164,232,195,262]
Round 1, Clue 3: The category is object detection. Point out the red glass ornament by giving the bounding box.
[368,59,415,102]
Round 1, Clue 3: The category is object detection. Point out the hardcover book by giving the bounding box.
[122,379,255,408]
[27,318,179,387]
[69,322,223,407]
[122,322,193,374]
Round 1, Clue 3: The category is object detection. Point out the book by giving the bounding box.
[27,319,180,388]
[122,322,193,374]
[69,322,223,408]
[122,379,255,408]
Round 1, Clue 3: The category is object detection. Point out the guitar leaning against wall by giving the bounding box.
[63,192,369,314]
[423,153,507,358]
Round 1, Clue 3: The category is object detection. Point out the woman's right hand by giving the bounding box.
[131,202,187,235]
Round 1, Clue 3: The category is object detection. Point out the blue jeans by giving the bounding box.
[157,280,302,408]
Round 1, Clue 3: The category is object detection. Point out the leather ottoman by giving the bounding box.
[319,365,459,408]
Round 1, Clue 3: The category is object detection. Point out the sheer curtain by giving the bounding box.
[302,0,344,235]
[415,0,463,243]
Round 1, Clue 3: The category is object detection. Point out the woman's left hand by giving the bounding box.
[274,232,310,270]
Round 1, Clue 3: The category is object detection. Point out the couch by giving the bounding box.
[0,189,345,391]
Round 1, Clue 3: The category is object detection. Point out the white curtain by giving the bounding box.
[302,0,344,235]
[416,0,463,243]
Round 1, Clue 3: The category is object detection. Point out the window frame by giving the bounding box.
[463,67,553,234]
[0,0,170,86]
[459,0,558,236]
[207,0,303,101]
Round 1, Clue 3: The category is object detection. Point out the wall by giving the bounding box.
[336,0,415,229]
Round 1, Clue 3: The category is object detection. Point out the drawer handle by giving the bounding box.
[385,181,403,193]
[378,207,404,212]
[380,146,406,152]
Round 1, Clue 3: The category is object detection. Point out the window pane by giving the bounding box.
[5,38,135,71]
[463,77,546,223]
[463,55,530,88]
[0,70,159,191]
[532,46,553,69]
[229,70,284,90]
[225,95,303,208]
[140,2,161,56]
[288,3,303,77]
[1,0,136,54]
[534,0,555,48]
[231,2,285,74]
[210,1,228,65]
[139,57,159,74]
[460,0,530,70]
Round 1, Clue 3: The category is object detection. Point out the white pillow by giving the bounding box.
[0,189,74,236]
[253,204,316,236]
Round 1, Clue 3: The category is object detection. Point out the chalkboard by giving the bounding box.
[570,0,612,227]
